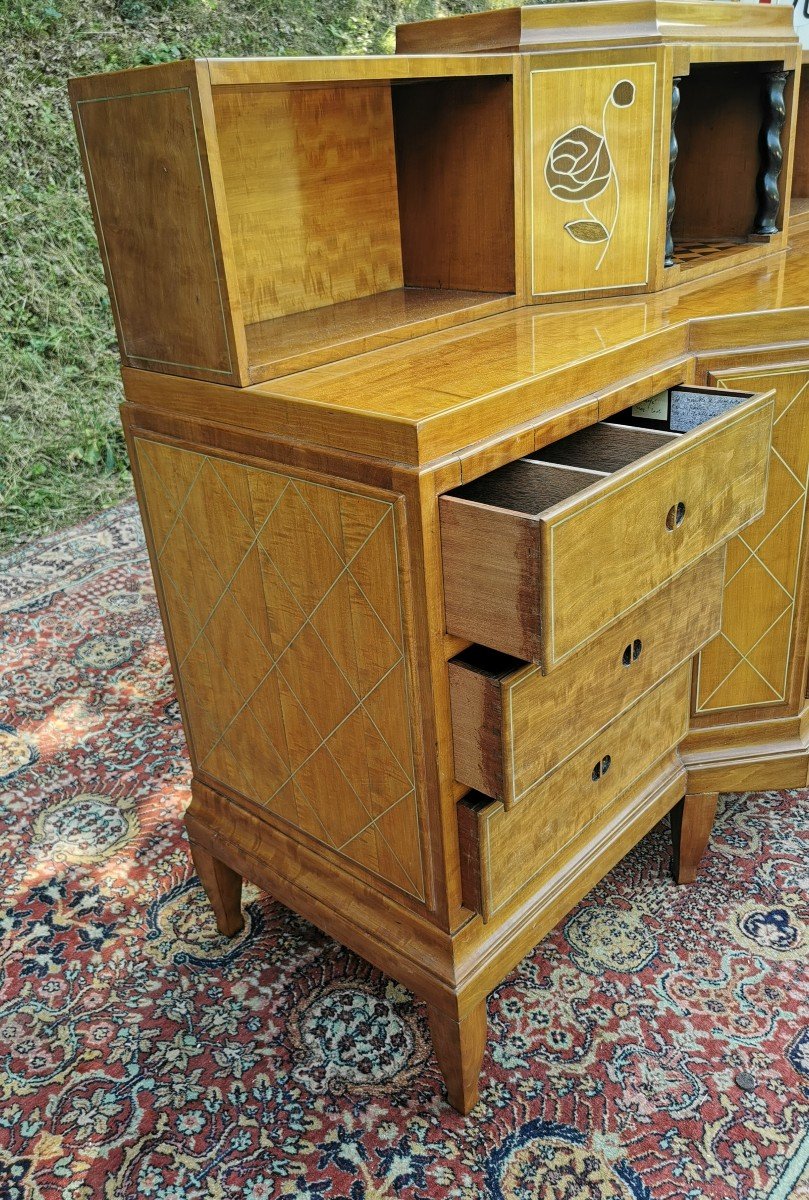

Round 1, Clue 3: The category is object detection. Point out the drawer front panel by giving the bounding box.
[461,663,690,919]
[440,390,773,666]
[542,395,773,664]
[449,549,724,806]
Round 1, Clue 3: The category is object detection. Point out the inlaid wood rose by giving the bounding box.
[544,79,636,269]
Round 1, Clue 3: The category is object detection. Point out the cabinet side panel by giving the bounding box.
[133,436,428,905]
[213,85,404,324]
[72,73,237,381]
[694,366,809,715]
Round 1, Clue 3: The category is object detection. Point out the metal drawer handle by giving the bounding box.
[622,638,643,667]
[666,501,686,530]
[592,754,612,781]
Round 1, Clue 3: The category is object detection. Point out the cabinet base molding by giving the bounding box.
[187,759,695,1111]
[682,714,809,796]
[185,780,460,1012]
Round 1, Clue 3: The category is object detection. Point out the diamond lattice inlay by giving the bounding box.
[696,370,809,712]
[135,439,424,901]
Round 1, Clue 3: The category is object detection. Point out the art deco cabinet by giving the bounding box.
[70,1,809,1113]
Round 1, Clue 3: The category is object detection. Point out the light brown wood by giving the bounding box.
[69,61,248,386]
[538,396,772,665]
[426,1000,488,1114]
[133,435,428,906]
[71,8,809,1116]
[70,54,520,388]
[399,2,797,296]
[396,2,798,57]
[670,792,718,883]
[189,838,245,935]
[792,59,809,219]
[243,287,512,382]
[528,52,662,298]
[251,244,809,464]
[207,54,520,87]
[184,778,460,1009]
[693,363,809,715]
[453,753,687,1008]
[440,389,773,664]
[449,550,724,804]
[214,84,403,325]
[461,664,690,920]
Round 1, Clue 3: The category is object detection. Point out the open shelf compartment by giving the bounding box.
[668,61,793,270]
[69,56,517,387]
[211,68,517,380]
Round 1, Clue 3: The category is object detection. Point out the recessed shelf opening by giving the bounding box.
[670,61,788,269]
[211,73,516,379]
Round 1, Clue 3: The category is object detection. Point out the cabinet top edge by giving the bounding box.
[68,52,518,97]
[396,0,799,56]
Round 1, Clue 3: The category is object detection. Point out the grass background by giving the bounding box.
[0,0,495,553]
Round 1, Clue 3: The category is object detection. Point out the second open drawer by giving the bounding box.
[448,550,724,809]
[440,385,773,666]
[457,663,691,921]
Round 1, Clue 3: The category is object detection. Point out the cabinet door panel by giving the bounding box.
[694,365,809,714]
[528,50,666,299]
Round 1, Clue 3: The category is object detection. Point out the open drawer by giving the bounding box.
[440,385,773,666]
[449,549,724,809]
[457,663,690,921]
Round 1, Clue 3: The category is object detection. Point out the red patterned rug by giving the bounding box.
[1,502,808,1200]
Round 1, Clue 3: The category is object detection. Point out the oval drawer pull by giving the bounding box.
[666,501,686,531]
[592,754,612,781]
[622,638,643,666]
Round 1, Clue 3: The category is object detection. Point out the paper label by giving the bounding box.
[631,391,669,421]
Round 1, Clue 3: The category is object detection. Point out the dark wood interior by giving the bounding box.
[529,423,677,473]
[451,459,605,516]
[672,63,773,246]
[393,76,516,294]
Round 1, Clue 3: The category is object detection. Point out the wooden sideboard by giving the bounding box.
[70,1,809,1113]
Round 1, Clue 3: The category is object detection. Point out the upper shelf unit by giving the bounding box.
[398,0,802,302]
[69,56,518,387]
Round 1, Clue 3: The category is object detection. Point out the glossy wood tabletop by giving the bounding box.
[241,230,809,465]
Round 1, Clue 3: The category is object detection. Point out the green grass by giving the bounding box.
[0,0,497,553]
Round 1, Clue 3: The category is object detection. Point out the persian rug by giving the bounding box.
[1,501,808,1200]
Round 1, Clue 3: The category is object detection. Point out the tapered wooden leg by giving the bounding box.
[189,839,245,936]
[426,999,487,1114]
[670,793,718,884]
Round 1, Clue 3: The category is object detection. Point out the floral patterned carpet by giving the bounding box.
[1,501,808,1200]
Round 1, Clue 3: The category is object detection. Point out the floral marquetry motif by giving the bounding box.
[530,61,658,296]
[695,368,809,713]
[134,438,425,902]
[544,79,637,267]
